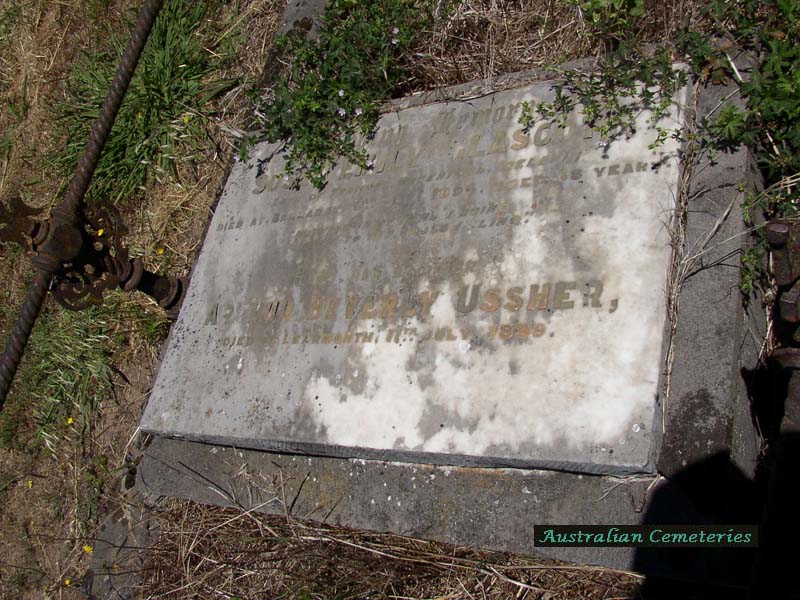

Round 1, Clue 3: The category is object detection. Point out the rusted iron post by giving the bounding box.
[0,0,165,409]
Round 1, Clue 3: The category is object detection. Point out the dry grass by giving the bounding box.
[0,3,134,596]
[0,1,286,596]
[120,0,286,277]
[134,497,642,599]
[402,0,707,93]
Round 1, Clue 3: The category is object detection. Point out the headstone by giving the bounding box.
[140,80,689,475]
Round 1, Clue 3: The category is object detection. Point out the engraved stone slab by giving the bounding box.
[141,81,688,474]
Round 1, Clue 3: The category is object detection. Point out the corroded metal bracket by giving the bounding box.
[767,220,800,363]
[0,193,187,317]
[0,0,167,409]
[0,199,46,247]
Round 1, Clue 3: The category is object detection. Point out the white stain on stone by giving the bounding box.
[143,80,686,472]
[302,108,674,461]
[304,339,427,448]
[429,286,456,329]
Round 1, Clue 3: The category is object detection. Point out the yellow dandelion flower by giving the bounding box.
[67,416,74,425]
[97,228,104,237]
[64,579,71,586]
[83,544,93,554]
[157,247,165,255]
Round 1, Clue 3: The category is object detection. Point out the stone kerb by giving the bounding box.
[136,67,763,584]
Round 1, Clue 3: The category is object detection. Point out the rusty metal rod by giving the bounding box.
[0,271,51,403]
[61,0,164,219]
[0,0,165,410]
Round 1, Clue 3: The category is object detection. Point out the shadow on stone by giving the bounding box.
[742,360,790,444]
[634,360,797,599]
[634,452,760,597]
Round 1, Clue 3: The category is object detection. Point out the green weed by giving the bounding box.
[518,0,686,147]
[14,305,118,452]
[0,391,27,449]
[519,0,800,296]
[121,298,170,346]
[519,44,686,148]
[680,0,800,298]
[9,571,27,590]
[679,0,800,206]
[54,1,236,204]
[571,0,644,45]
[5,75,29,122]
[253,0,432,188]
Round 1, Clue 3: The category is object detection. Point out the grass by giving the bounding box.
[0,4,20,51]
[53,0,238,204]
[0,1,287,594]
[0,303,118,452]
[1,0,246,451]
[0,3,27,198]
[4,76,28,122]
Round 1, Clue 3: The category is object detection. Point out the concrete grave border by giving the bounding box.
[134,61,765,583]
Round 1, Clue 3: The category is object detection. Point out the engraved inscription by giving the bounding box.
[202,278,619,351]
[142,76,686,471]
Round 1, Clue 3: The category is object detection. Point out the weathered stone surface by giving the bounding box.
[140,80,689,474]
[656,80,764,480]
[135,435,758,588]
[279,0,326,36]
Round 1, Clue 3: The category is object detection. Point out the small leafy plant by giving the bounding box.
[253,0,431,189]
[678,0,800,296]
[519,0,800,298]
[679,0,800,210]
[519,0,686,148]
[571,0,644,44]
[519,45,686,148]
